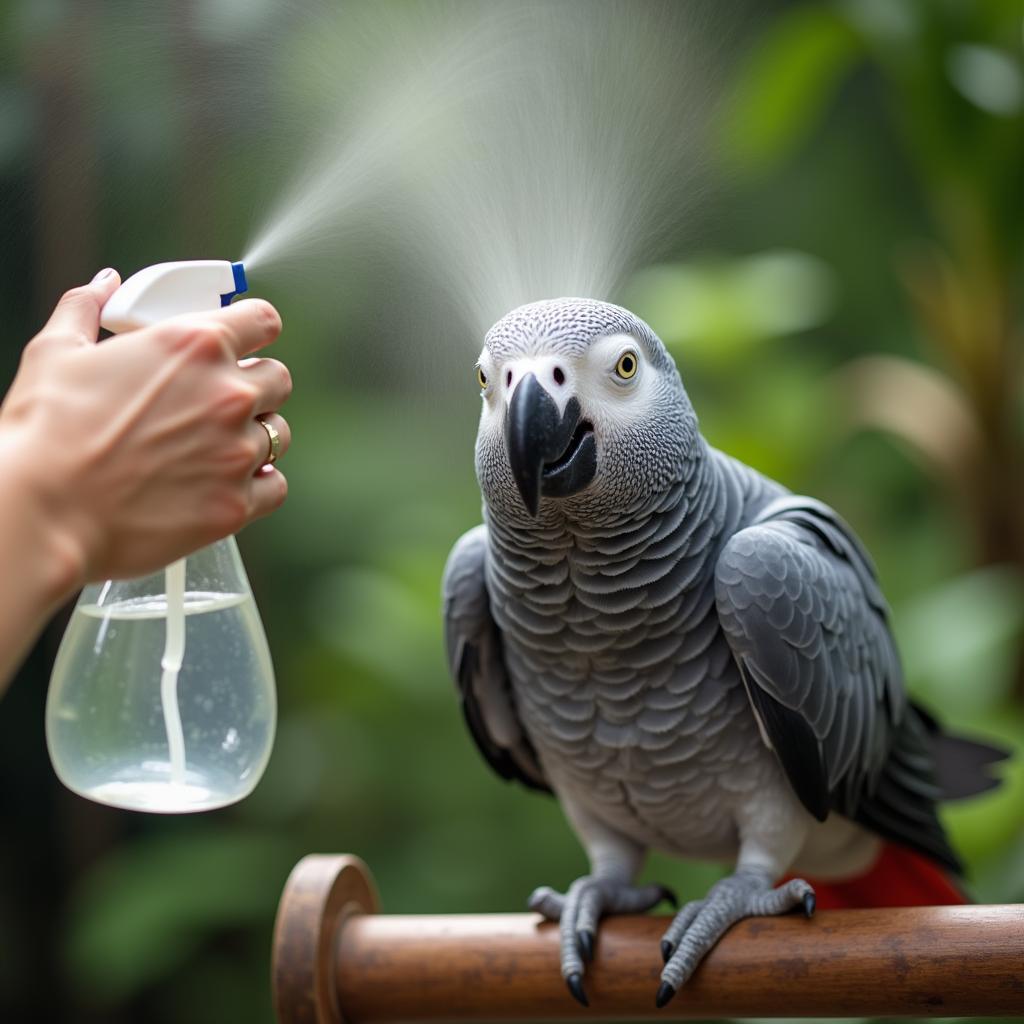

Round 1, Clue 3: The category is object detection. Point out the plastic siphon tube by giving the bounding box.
[160,558,187,786]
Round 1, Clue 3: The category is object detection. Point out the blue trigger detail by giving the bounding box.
[220,261,249,307]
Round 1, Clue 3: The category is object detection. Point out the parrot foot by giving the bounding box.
[657,869,814,1007]
[528,875,676,1005]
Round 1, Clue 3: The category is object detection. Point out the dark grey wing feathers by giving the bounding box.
[715,496,962,872]
[443,525,551,794]
[740,660,830,820]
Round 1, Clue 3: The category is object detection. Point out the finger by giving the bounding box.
[238,357,292,413]
[206,298,282,358]
[249,413,291,472]
[39,268,122,347]
[247,465,288,520]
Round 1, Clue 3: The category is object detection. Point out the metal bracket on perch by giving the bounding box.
[272,854,1024,1022]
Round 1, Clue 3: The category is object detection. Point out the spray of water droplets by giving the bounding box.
[243,1,726,339]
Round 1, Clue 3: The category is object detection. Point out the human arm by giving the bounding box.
[0,269,293,692]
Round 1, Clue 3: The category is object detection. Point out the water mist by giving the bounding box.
[244,1,724,340]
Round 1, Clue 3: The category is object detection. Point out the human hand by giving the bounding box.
[0,268,292,588]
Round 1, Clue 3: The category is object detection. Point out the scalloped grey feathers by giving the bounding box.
[714,496,959,870]
[443,526,550,793]
[443,297,1001,881]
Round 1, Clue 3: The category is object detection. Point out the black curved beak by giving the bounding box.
[505,373,597,516]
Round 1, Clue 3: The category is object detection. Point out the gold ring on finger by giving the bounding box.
[257,416,281,465]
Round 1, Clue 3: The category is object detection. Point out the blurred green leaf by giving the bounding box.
[895,566,1024,718]
[974,829,1024,903]
[698,358,832,484]
[66,829,292,1003]
[193,0,278,43]
[946,44,1024,117]
[309,561,440,691]
[624,250,835,366]
[0,86,33,170]
[837,0,917,43]
[721,5,864,171]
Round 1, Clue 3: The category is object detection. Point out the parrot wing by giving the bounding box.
[442,524,551,794]
[714,496,961,873]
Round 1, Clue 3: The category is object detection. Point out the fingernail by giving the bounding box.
[91,268,115,283]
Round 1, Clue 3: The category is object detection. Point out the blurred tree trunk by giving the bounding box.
[901,201,1024,702]
[176,0,219,255]
[24,6,134,1023]
[31,5,99,314]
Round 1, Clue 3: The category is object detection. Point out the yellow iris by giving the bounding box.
[477,366,488,389]
[616,351,638,379]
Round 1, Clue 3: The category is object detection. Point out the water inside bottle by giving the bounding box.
[46,590,275,813]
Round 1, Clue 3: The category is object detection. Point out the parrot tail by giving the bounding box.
[792,842,968,910]
[913,701,1010,801]
[791,707,1007,910]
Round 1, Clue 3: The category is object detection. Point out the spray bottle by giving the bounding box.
[45,261,277,813]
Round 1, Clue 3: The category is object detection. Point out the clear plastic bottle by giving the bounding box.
[46,537,276,813]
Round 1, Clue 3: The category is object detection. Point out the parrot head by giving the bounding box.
[474,298,698,523]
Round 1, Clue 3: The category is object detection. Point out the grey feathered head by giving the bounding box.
[475,298,698,524]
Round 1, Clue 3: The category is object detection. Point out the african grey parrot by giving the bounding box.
[442,298,1003,1007]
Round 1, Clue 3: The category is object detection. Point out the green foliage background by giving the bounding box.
[0,1,1021,1021]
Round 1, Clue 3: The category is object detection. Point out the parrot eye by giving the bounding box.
[615,351,638,380]
[477,366,488,389]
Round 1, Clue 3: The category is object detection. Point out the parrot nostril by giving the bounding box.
[553,366,565,386]
[506,370,513,388]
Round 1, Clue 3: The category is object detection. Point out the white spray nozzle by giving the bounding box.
[100,260,248,334]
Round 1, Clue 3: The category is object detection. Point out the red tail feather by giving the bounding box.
[788,842,967,910]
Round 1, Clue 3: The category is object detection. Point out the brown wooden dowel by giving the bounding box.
[273,854,380,1024]
[272,854,1024,1022]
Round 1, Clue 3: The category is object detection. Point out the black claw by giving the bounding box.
[577,929,595,963]
[567,973,589,1008]
[658,886,679,909]
[660,939,674,964]
[655,981,677,1009]
[803,891,816,918]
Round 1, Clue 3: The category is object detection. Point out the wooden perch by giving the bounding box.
[272,854,1024,1022]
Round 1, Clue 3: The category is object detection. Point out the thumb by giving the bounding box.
[40,268,122,347]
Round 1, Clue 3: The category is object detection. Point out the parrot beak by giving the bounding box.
[505,372,597,516]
